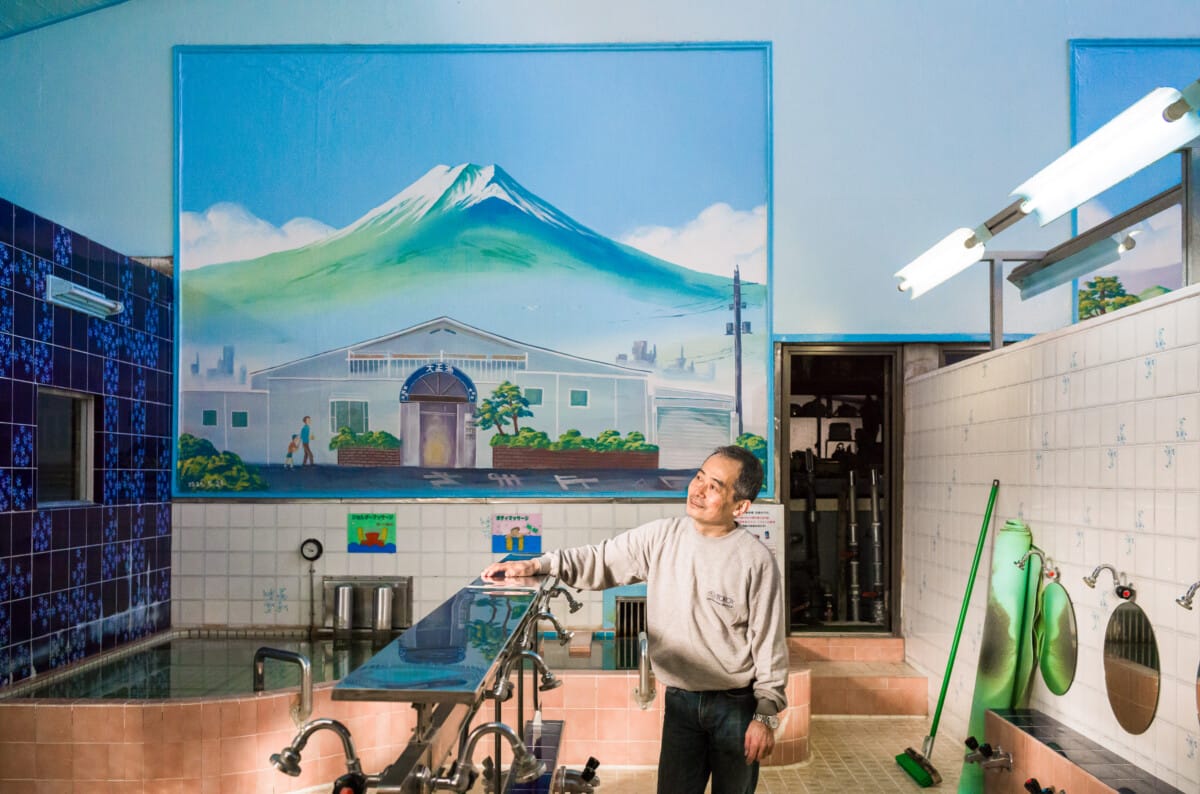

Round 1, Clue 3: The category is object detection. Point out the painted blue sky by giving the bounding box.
[177,44,769,239]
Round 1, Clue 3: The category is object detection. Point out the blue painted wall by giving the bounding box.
[1,1,1198,340]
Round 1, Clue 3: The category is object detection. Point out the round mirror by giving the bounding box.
[1102,601,1160,735]
[1038,581,1077,695]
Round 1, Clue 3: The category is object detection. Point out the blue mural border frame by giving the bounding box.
[1068,38,1200,322]
[171,41,775,501]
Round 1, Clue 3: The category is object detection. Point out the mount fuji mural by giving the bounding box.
[175,44,771,498]
[183,163,764,372]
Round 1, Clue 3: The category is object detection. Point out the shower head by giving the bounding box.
[268,718,361,779]
[551,582,584,614]
[269,747,302,777]
[1177,580,1200,610]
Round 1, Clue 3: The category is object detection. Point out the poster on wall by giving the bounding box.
[1070,41,1200,321]
[491,512,542,554]
[347,512,397,553]
[173,44,773,499]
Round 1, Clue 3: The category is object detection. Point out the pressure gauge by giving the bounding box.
[300,538,324,562]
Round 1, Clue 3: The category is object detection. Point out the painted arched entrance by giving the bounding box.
[398,364,478,468]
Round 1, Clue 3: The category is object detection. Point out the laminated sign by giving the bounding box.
[492,513,542,553]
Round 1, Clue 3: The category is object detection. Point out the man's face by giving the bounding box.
[686,454,750,529]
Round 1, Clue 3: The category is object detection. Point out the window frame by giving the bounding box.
[201,409,218,427]
[568,389,589,408]
[230,411,249,428]
[36,386,95,506]
[329,398,370,434]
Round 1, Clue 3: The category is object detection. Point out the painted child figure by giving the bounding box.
[285,434,300,469]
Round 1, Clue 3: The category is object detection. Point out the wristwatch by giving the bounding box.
[752,712,780,730]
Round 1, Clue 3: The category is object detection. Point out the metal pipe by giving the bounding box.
[869,468,885,624]
[847,470,860,622]
[254,647,312,725]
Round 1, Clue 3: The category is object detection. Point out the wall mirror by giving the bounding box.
[1102,601,1160,734]
[1038,581,1078,695]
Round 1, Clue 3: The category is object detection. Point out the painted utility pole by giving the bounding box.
[726,266,749,436]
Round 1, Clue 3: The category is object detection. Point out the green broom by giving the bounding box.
[896,479,999,787]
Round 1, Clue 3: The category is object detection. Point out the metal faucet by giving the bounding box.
[416,722,546,792]
[270,718,362,777]
[981,747,1013,772]
[1014,549,1061,581]
[493,649,562,701]
[551,582,584,614]
[554,757,601,793]
[964,736,1011,772]
[528,610,575,646]
[1177,580,1200,610]
[1083,563,1120,589]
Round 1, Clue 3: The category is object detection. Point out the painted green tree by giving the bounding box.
[735,432,768,468]
[1078,275,1139,320]
[474,380,533,436]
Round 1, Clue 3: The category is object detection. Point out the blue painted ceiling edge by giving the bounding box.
[0,0,130,41]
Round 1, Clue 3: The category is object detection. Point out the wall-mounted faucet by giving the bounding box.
[270,718,362,778]
[415,721,546,792]
[1023,777,1060,794]
[492,649,562,701]
[1014,549,1060,581]
[1177,580,1200,610]
[1083,563,1135,600]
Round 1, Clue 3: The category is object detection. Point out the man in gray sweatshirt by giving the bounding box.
[482,445,787,794]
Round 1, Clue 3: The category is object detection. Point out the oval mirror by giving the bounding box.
[1102,601,1160,735]
[1038,581,1077,695]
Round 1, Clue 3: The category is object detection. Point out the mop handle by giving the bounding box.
[927,478,999,743]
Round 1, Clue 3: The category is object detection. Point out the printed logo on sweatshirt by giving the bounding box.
[706,590,735,608]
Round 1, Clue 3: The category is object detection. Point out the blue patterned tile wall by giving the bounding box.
[0,197,173,688]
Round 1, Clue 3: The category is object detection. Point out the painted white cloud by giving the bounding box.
[179,202,334,270]
[1077,196,1183,281]
[619,203,767,283]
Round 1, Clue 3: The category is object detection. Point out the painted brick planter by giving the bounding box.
[336,446,403,466]
[491,447,659,469]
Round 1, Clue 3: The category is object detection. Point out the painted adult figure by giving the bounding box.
[482,445,787,794]
[300,415,315,466]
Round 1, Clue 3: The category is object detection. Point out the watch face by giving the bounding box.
[300,538,323,561]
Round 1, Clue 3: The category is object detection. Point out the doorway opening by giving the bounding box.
[780,345,901,634]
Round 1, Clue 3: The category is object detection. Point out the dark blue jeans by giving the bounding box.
[657,685,759,794]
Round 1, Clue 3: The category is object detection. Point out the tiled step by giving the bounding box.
[806,661,927,716]
[788,634,905,662]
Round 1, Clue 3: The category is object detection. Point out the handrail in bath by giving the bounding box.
[254,647,313,725]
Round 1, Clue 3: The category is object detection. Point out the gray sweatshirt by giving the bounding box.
[537,516,788,716]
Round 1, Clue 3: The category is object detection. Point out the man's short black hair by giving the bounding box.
[710,445,763,502]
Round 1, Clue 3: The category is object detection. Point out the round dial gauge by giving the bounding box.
[300,538,324,562]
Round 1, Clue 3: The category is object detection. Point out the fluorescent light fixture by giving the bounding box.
[45,275,124,318]
[1010,235,1134,301]
[1013,81,1200,225]
[895,227,986,299]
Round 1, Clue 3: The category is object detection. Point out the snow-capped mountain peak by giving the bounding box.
[332,163,596,240]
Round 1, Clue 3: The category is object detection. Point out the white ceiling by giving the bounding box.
[0,0,131,41]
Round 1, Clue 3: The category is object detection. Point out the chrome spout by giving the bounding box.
[418,722,545,792]
[551,582,584,614]
[269,718,361,778]
[1015,549,1060,581]
[1083,563,1119,589]
[254,647,312,725]
[529,610,575,646]
[494,649,561,700]
[1177,580,1200,610]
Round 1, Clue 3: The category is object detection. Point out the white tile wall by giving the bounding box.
[171,499,679,636]
[902,284,1200,791]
